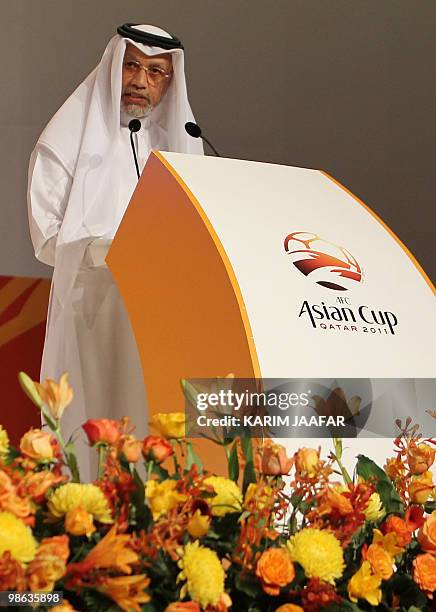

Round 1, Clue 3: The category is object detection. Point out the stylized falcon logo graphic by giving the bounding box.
[284,232,362,291]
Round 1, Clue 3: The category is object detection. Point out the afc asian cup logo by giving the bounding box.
[284,232,363,291]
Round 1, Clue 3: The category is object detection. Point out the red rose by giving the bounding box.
[142,436,173,463]
[82,419,122,445]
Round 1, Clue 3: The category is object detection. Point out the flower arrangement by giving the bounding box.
[0,373,435,611]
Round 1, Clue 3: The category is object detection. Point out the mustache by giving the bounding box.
[122,89,151,101]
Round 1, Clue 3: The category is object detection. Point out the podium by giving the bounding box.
[106,152,436,472]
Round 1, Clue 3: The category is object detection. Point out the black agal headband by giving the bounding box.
[117,23,184,50]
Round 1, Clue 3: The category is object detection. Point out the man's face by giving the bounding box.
[121,43,173,118]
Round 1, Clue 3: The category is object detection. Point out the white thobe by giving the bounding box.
[28,115,168,481]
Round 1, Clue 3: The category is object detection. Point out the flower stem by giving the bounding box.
[147,459,154,482]
[54,424,81,483]
[97,445,106,480]
[170,440,180,474]
[332,437,352,485]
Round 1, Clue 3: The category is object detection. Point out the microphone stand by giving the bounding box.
[201,136,221,157]
[128,119,141,180]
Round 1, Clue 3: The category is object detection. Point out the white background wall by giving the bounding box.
[0,0,435,281]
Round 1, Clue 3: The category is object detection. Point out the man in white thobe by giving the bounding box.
[27,24,203,480]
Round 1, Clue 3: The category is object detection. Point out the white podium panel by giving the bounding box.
[160,152,435,379]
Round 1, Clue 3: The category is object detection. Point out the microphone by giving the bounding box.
[128,119,141,180]
[185,122,221,157]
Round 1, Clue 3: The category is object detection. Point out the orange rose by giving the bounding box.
[37,535,70,563]
[409,471,434,504]
[0,470,13,496]
[382,515,412,547]
[118,435,142,463]
[27,536,69,592]
[418,511,436,554]
[294,447,320,478]
[258,440,293,476]
[413,553,436,599]
[407,443,435,475]
[0,551,26,591]
[20,429,54,461]
[275,606,304,612]
[65,505,95,537]
[0,470,33,519]
[142,436,173,464]
[0,492,32,520]
[21,470,66,503]
[165,603,201,612]
[256,547,295,596]
[365,544,393,580]
[28,555,66,592]
[82,419,122,445]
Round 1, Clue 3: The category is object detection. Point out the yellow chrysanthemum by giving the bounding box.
[364,492,385,522]
[177,541,225,608]
[145,479,186,520]
[0,426,9,457]
[204,476,242,517]
[0,511,37,563]
[48,483,112,523]
[287,528,344,584]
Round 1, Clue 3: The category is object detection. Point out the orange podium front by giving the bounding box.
[107,152,260,470]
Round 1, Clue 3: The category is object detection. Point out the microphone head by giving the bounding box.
[128,119,141,133]
[185,121,202,138]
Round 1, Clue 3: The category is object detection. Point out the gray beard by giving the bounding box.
[121,100,153,119]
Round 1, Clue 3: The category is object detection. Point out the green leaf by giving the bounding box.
[81,588,114,612]
[424,500,436,513]
[4,446,20,464]
[241,437,256,494]
[141,603,160,611]
[130,468,152,529]
[325,601,364,612]
[180,377,200,407]
[290,493,303,508]
[356,455,403,515]
[186,441,203,472]
[41,407,57,432]
[150,463,170,480]
[235,572,262,598]
[66,449,80,483]
[384,573,428,610]
[228,441,239,482]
